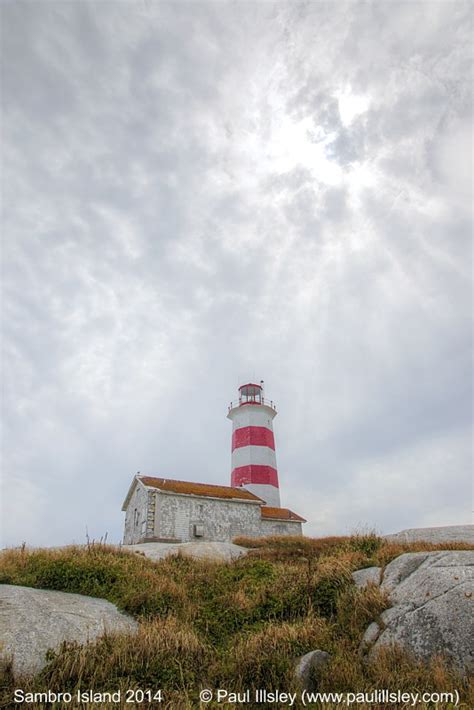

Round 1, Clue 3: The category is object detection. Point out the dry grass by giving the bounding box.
[47,616,207,687]
[235,533,472,564]
[218,615,333,692]
[0,534,472,709]
[335,583,390,642]
[316,645,474,708]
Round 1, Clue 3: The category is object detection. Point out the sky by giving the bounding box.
[1,0,472,547]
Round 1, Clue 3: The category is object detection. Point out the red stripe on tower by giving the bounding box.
[231,465,279,487]
[232,426,275,451]
[227,382,281,508]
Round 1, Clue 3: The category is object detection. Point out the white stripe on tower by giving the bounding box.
[227,382,280,507]
[231,446,277,470]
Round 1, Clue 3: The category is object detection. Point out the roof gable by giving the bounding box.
[121,474,142,511]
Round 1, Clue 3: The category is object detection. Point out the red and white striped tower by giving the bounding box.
[227,382,280,507]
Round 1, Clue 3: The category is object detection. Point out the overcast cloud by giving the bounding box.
[1,0,472,547]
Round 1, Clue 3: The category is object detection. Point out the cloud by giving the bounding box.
[1,0,472,546]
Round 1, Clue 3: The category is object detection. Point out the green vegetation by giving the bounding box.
[1,535,472,709]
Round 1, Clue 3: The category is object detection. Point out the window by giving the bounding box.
[193,524,204,537]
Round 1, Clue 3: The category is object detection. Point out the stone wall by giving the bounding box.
[154,492,263,542]
[123,482,148,545]
[259,518,303,536]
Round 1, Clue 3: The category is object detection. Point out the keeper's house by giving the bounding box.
[122,475,305,544]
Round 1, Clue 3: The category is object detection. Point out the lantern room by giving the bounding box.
[239,382,263,405]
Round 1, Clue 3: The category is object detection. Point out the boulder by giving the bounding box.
[295,650,331,690]
[0,584,138,677]
[123,540,249,562]
[364,551,474,674]
[384,525,474,545]
[352,566,381,588]
[361,621,380,645]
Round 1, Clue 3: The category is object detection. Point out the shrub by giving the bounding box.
[346,531,382,556]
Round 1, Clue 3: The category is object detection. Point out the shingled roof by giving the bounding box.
[139,476,263,502]
[260,506,307,523]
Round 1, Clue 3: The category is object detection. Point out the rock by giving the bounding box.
[380,552,431,593]
[352,566,381,588]
[361,621,381,645]
[384,525,474,545]
[295,650,331,690]
[123,540,249,562]
[365,551,474,674]
[0,584,138,677]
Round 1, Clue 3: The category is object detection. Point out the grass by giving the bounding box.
[0,535,472,709]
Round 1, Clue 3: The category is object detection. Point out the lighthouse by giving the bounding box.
[122,380,306,545]
[227,382,281,507]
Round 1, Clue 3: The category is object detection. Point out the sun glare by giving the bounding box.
[336,87,371,126]
[267,115,343,185]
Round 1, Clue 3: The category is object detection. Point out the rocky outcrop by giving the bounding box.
[0,585,138,676]
[361,551,474,674]
[123,540,249,562]
[384,525,474,545]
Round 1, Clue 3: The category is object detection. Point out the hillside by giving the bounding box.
[1,534,473,709]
